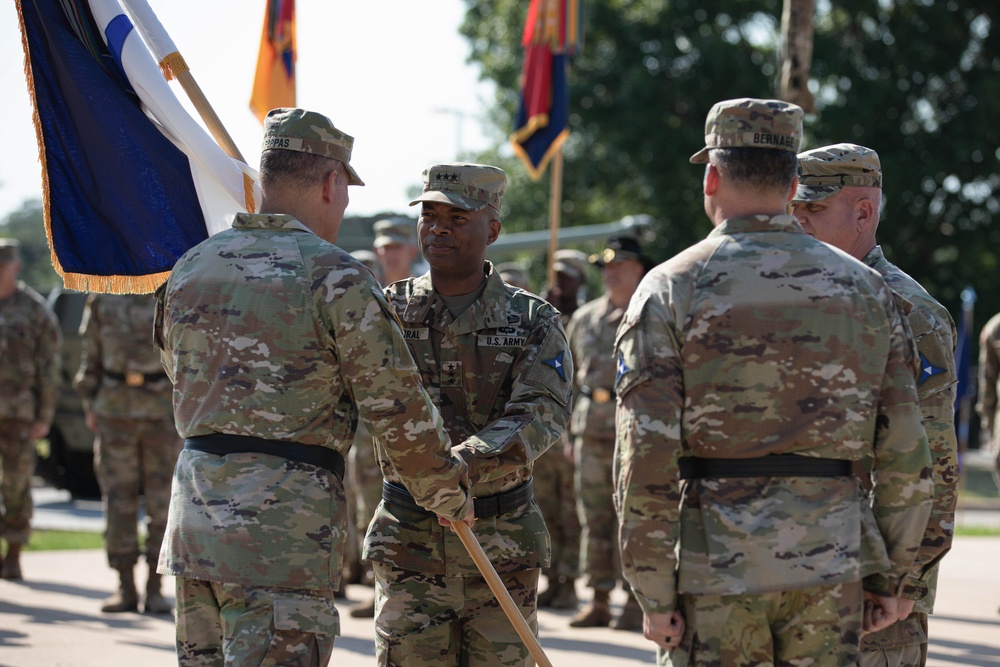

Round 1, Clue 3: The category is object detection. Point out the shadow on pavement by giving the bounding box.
[928,639,1000,667]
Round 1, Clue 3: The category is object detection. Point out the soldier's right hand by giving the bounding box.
[643,610,685,652]
[861,592,899,636]
[438,504,475,531]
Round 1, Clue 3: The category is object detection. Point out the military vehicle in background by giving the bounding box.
[38,287,99,499]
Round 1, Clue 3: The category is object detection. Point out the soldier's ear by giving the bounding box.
[703,164,720,196]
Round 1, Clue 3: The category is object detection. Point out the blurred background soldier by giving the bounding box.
[365,163,572,667]
[349,248,378,276]
[348,217,423,619]
[567,237,651,631]
[535,248,589,611]
[978,312,1000,486]
[74,293,181,614]
[0,239,60,580]
[496,262,532,292]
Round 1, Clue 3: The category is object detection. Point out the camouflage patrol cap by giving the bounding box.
[793,143,882,203]
[552,249,589,280]
[373,218,415,248]
[496,262,530,290]
[262,108,365,186]
[690,98,804,164]
[0,238,20,264]
[409,163,506,213]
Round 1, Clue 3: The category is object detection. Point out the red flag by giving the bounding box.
[249,0,296,124]
[511,0,582,180]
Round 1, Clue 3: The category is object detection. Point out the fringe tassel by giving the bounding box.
[62,271,171,295]
[243,172,256,213]
[158,51,188,81]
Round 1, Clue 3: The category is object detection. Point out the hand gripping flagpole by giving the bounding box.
[119,0,246,165]
[451,521,554,667]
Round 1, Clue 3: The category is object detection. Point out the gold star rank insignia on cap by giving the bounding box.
[543,351,567,381]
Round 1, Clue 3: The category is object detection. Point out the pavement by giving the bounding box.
[0,486,997,667]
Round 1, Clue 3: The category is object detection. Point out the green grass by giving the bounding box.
[955,525,1000,537]
[25,530,104,551]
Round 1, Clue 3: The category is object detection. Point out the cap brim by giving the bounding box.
[792,183,841,203]
[689,147,710,164]
[345,163,365,187]
[408,190,487,211]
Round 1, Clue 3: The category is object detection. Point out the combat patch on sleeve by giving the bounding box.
[614,294,652,399]
[523,327,572,407]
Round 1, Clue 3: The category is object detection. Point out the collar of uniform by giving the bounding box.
[861,244,886,268]
[233,211,313,233]
[709,213,804,238]
[401,262,510,332]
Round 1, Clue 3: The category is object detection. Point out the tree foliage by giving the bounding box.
[460,0,1000,331]
[0,200,60,295]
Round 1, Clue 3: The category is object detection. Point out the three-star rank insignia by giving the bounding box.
[918,352,945,385]
[543,350,567,381]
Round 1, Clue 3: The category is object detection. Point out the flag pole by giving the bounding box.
[546,147,564,288]
[451,521,554,667]
[120,0,246,164]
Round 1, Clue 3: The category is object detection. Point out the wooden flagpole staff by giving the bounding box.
[451,521,554,667]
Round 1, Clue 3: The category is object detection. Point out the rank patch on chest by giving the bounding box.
[442,361,463,386]
[478,334,527,347]
[402,327,429,341]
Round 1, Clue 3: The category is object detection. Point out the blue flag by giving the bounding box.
[16,0,258,293]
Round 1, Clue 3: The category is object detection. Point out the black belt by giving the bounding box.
[185,433,345,481]
[106,370,169,387]
[382,479,534,519]
[678,455,852,479]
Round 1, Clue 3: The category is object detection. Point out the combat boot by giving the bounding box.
[537,574,562,608]
[568,589,611,627]
[1,543,23,580]
[143,573,172,615]
[101,567,139,613]
[609,593,643,632]
[550,576,579,610]
[350,596,376,618]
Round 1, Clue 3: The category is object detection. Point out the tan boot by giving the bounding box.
[550,577,579,610]
[101,567,138,613]
[349,597,376,618]
[569,590,611,627]
[610,594,643,632]
[143,573,173,615]
[2,543,23,580]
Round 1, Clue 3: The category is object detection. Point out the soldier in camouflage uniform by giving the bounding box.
[0,239,60,580]
[566,238,651,630]
[534,249,589,611]
[792,143,959,667]
[155,109,474,667]
[74,293,182,614]
[978,312,1000,479]
[348,217,422,619]
[364,163,572,667]
[613,98,934,666]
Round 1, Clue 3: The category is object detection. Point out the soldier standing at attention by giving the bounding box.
[364,163,572,667]
[613,98,933,666]
[534,248,589,611]
[348,217,422,620]
[978,311,1000,482]
[792,143,959,667]
[567,237,651,631]
[0,239,60,580]
[74,293,182,614]
[155,108,473,666]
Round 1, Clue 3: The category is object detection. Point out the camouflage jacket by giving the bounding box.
[613,214,933,615]
[977,312,1000,445]
[566,294,623,442]
[364,264,573,576]
[865,246,958,603]
[0,282,60,424]
[155,213,471,590]
[74,293,172,420]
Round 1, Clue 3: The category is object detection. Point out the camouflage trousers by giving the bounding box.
[373,562,538,667]
[94,416,181,570]
[174,576,339,667]
[574,434,622,592]
[664,580,863,667]
[533,433,579,580]
[346,427,382,575]
[0,419,35,545]
[860,612,927,667]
